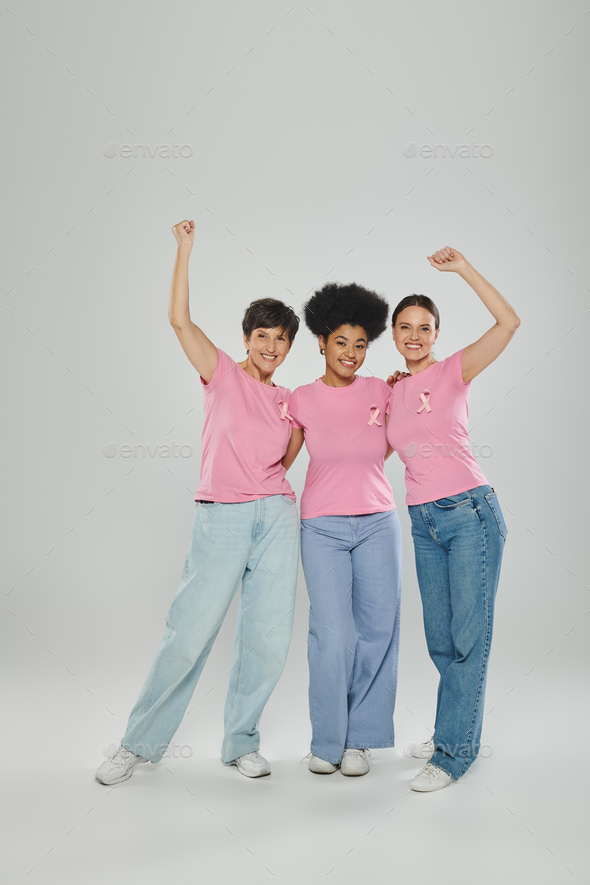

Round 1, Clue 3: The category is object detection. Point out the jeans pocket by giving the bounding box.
[484,493,508,540]
[196,500,221,508]
[281,495,297,505]
[432,492,472,509]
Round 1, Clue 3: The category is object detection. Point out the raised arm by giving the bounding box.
[168,220,218,384]
[281,428,305,471]
[427,247,521,383]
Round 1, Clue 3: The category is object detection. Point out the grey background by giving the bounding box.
[2,1,589,883]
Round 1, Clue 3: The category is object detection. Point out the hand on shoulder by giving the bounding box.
[386,370,410,388]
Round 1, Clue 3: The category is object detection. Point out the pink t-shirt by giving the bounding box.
[288,375,395,519]
[386,349,489,506]
[194,348,296,503]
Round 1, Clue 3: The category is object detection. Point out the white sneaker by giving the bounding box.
[410,738,434,759]
[95,745,149,785]
[410,762,452,792]
[229,751,271,778]
[340,749,370,777]
[307,754,339,774]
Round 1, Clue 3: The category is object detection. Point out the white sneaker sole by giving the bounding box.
[410,780,452,792]
[228,761,271,778]
[340,767,369,777]
[95,758,148,785]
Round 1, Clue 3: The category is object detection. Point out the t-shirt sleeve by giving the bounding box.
[287,388,304,429]
[441,349,468,390]
[374,378,393,416]
[385,388,392,416]
[199,347,236,392]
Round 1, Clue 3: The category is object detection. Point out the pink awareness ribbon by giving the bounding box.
[367,404,382,426]
[278,400,293,421]
[416,389,431,413]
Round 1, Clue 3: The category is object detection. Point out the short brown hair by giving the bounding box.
[242,298,300,344]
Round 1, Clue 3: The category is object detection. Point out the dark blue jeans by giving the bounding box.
[408,484,507,780]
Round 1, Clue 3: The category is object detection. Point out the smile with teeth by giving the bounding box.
[260,354,278,360]
[405,343,422,350]
[339,358,356,367]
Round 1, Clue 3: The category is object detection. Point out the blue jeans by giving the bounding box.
[300,510,403,765]
[408,484,507,780]
[121,494,300,764]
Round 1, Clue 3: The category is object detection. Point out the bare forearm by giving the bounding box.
[168,248,192,327]
[282,429,305,471]
[457,261,520,331]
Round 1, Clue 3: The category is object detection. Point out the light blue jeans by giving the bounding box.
[300,510,403,765]
[121,494,300,764]
[408,484,507,780]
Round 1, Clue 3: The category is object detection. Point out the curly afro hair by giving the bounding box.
[304,282,390,345]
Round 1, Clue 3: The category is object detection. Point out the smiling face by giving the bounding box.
[392,306,439,365]
[319,324,368,383]
[243,326,291,374]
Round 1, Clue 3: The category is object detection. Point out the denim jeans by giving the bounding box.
[300,509,403,765]
[408,484,507,780]
[121,494,300,764]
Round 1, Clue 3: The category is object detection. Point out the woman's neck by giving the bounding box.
[238,358,276,386]
[321,364,357,388]
[406,353,437,376]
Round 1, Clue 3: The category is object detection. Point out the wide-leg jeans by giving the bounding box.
[300,509,403,765]
[121,494,300,764]
[408,484,507,780]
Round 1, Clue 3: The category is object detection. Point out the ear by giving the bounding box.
[433,327,440,344]
[318,334,327,352]
[391,322,397,343]
[243,332,250,349]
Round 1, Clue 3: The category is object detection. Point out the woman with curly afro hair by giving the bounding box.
[282,281,403,777]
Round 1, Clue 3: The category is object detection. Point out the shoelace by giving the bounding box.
[299,752,342,766]
[111,746,134,764]
[239,751,261,762]
[421,762,444,777]
[343,748,372,760]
